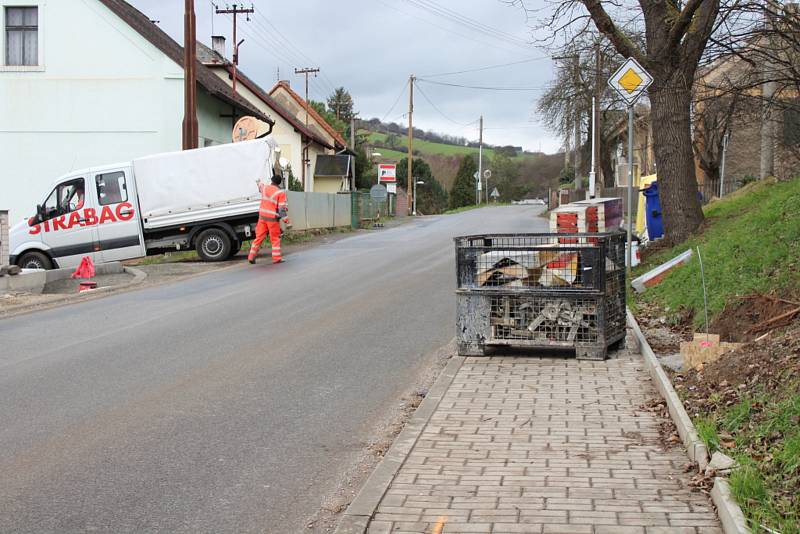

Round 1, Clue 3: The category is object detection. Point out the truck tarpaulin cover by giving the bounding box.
[133,138,274,219]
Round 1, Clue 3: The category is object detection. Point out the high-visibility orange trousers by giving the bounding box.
[248,220,282,263]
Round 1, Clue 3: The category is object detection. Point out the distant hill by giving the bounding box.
[360,122,563,196]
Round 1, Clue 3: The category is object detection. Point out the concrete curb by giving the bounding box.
[334,355,465,534]
[712,478,752,534]
[123,266,147,285]
[626,309,710,471]
[0,261,128,294]
[0,264,147,319]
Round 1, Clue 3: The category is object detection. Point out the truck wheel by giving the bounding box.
[195,228,231,262]
[17,251,53,270]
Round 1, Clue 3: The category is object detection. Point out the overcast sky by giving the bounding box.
[129,0,560,153]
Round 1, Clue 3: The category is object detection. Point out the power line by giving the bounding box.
[250,10,338,94]
[374,0,529,56]
[413,81,477,127]
[228,22,328,100]
[421,56,549,78]
[416,78,546,91]
[381,84,408,123]
[215,11,329,102]
[484,125,540,130]
[402,0,530,48]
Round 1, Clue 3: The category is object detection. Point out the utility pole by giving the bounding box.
[590,42,602,198]
[215,4,254,94]
[295,67,320,191]
[573,54,582,191]
[407,75,415,215]
[351,116,357,192]
[478,115,484,204]
[182,0,198,150]
[295,67,320,130]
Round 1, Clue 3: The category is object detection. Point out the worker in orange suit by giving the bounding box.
[248,174,289,264]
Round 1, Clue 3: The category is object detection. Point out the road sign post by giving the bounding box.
[608,57,653,274]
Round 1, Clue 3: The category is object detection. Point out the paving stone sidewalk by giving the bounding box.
[364,345,722,534]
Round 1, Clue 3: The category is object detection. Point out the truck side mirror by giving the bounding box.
[36,204,45,222]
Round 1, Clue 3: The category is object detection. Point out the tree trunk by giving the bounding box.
[648,81,705,243]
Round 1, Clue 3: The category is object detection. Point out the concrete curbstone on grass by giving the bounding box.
[333,355,465,534]
[628,309,753,534]
[627,309,710,470]
[712,477,752,534]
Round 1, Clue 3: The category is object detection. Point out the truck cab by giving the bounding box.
[10,163,145,270]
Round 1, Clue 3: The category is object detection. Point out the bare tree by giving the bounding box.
[537,35,632,188]
[513,0,725,243]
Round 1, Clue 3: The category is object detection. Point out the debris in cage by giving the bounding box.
[490,296,599,343]
[539,253,578,286]
[477,248,579,288]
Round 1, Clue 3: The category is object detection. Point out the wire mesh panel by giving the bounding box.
[455,232,625,292]
[490,294,601,344]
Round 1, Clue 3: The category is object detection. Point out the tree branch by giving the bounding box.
[681,0,720,73]
[667,0,707,51]
[580,0,646,65]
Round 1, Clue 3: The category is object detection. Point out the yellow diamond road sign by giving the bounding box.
[608,57,653,106]
[619,69,643,93]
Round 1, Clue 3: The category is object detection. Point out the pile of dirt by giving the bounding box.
[635,301,694,353]
[710,294,800,343]
[673,321,800,417]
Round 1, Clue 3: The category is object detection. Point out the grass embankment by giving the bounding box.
[632,176,800,532]
[684,342,800,533]
[632,176,800,324]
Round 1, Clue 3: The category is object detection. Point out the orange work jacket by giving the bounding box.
[258,183,288,222]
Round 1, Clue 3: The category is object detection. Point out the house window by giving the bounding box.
[5,6,38,66]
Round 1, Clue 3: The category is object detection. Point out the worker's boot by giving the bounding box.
[248,255,256,265]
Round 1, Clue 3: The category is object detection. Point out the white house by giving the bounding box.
[0,0,270,222]
[197,39,350,193]
[269,81,350,193]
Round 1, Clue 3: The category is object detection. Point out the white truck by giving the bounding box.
[9,138,279,270]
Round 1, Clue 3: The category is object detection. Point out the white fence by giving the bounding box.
[287,192,351,231]
[0,210,9,267]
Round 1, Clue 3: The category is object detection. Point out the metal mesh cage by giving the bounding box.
[455,232,627,360]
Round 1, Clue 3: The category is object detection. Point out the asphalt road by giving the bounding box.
[0,205,548,534]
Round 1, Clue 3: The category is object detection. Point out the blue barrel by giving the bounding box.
[642,181,664,240]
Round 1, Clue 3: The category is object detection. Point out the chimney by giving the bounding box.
[211,35,226,60]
